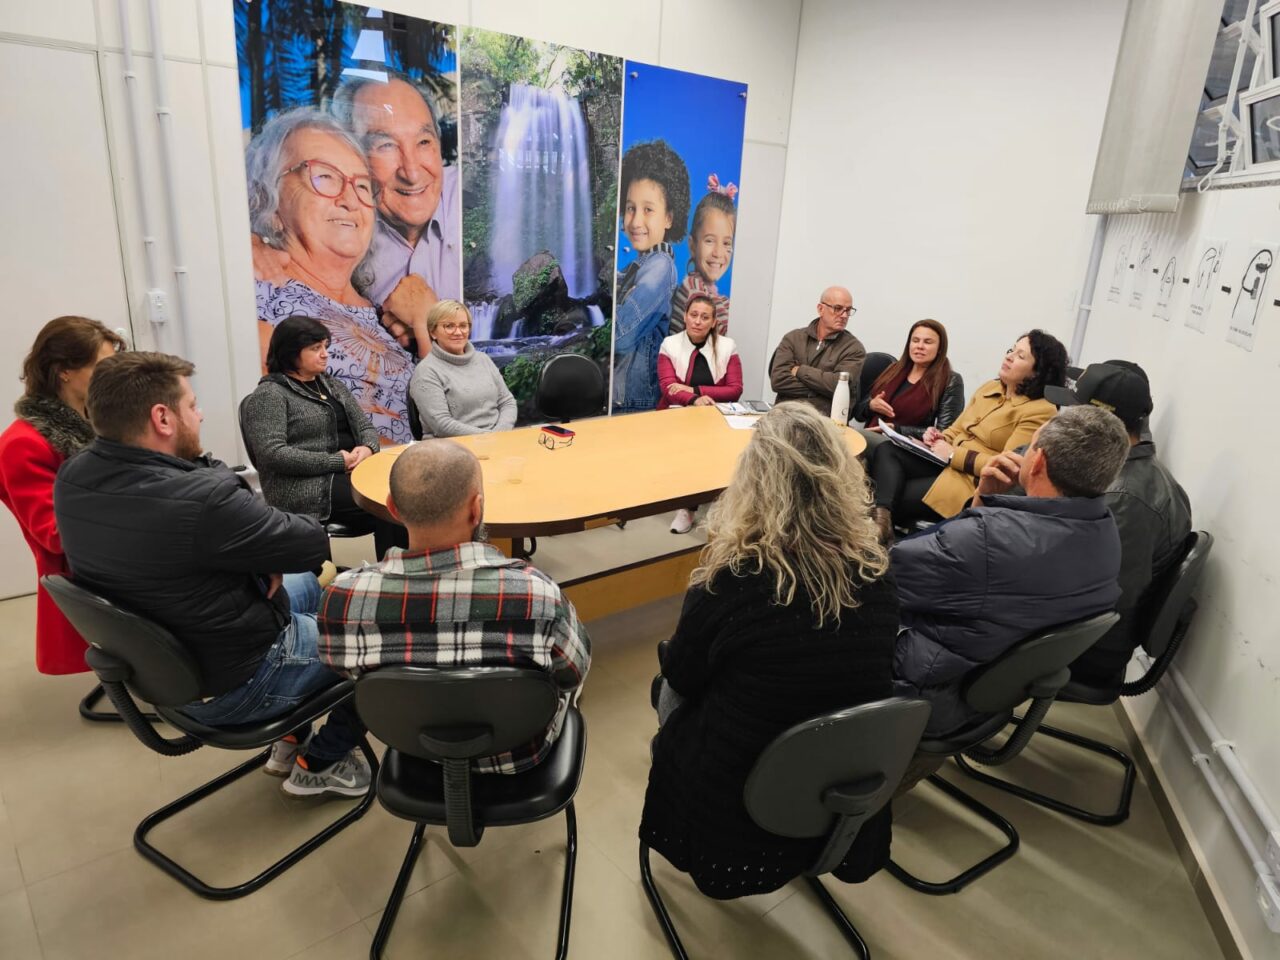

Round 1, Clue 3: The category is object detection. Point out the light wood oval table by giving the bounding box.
[351,406,866,619]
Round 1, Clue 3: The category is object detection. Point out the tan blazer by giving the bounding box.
[923,379,1056,518]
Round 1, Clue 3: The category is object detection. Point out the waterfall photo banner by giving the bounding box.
[232,1,462,446]
[611,62,748,415]
[459,29,621,425]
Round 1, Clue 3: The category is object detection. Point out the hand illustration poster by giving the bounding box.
[1186,238,1227,333]
[1105,236,1131,304]
[1226,243,1274,352]
[1153,255,1177,321]
[1129,237,1153,310]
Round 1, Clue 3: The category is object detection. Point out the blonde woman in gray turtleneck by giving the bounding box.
[409,300,518,438]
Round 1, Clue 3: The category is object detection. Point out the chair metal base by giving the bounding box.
[639,844,870,959]
[80,683,160,724]
[953,718,1136,826]
[134,738,378,900]
[886,772,1019,895]
[371,803,577,960]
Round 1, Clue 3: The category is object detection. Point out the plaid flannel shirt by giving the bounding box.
[318,542,591,774]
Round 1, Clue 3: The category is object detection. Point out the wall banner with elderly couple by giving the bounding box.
[232,1,746,438]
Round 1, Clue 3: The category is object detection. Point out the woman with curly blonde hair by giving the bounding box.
[640,402,901,900]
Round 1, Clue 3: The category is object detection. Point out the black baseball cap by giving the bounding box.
[1045,360,1153,427]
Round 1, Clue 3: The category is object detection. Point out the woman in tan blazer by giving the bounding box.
[870,329,1068,537]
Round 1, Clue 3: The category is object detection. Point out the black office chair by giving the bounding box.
[855,351,896,416]
[405,384,425,442]
[42,574,378,900]
[887,610,1119,895]
[535,353,606,422]
[641,698,930,960]
[955,532,1213,825]
[237,395,376,540]
[355,666,586,960]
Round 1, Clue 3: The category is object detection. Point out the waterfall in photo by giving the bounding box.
[586,305,605,327]
[489,83,595,298]
[469,301,500,340]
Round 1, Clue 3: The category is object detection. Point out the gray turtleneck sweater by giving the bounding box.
[409,342,518,438]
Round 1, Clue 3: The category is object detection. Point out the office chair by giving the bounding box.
[955,532,1213,825]
[535,354,606,422]
[405,384,424,442]
[855,352,896,418]
[641,697,932,959]
[42,574,377,899]
[887,610,1118,895]
[355,666,585,960]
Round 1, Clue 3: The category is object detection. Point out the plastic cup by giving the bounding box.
[472,435,495,460]
[504,456,526,484]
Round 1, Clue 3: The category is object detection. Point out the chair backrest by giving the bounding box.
[857,351,897,403]
[237,395,258,469]
[743,698,931,875]
[962,611,1120,714]
[41,575,202,706]
[405,384,425,441]
[535,354,606,422]
[355,666,560,761]
[1140,531,1213,660]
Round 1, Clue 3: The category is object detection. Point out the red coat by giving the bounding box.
[0,419,90,674]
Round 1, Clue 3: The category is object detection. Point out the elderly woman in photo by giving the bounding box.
[241,316,381,531]
[247,107,416,445]
[408,300,517,439]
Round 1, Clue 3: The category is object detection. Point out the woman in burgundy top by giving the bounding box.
[857,320,964,539]
[657,295,743,533]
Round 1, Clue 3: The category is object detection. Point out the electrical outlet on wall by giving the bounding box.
[146,289,168,324]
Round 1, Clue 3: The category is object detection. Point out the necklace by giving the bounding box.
[293,376,327,401]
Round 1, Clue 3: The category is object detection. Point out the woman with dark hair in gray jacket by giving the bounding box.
[241,316,381,529]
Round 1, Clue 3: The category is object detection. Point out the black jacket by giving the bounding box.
[851,369,965,439]
[891,494,1121,736]
[640,569,899,899]
[1070,442,1192,685]
[53,439,329,696]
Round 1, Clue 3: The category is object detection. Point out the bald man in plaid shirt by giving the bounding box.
[317,440,591,774]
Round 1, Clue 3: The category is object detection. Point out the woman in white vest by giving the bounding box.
[656,294,743,533]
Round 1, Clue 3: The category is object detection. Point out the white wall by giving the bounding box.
[1083,191,1280,960]
[0,0,802,598]
[768,0,1126,394]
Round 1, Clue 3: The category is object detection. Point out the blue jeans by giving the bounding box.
[180,573,362,766]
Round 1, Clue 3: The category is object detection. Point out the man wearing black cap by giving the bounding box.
[1045,361,1192,687]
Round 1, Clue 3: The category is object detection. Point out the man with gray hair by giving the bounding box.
[331,72,461,336]
[891,404,1129,737]
[317,440,591,774]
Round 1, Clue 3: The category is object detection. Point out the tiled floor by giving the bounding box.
[0,519,1224,959]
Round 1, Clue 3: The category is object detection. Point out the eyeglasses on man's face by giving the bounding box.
[821,302,856,317]
[279,159,378,208]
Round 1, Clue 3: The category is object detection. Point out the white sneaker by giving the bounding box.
[670,509,695,534]
[263,732,311,777]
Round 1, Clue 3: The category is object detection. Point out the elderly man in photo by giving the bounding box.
[769,285,867,414]
[892,404,1130,739]
[318,440,591,774]
[331,71,461,352]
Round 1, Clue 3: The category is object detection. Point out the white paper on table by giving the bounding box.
[723,415,759,430]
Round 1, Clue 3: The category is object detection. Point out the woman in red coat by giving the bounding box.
[0,317,124,673]
[657,294,744,534]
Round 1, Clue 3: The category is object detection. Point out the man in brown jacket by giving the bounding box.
[769,286,867,414]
